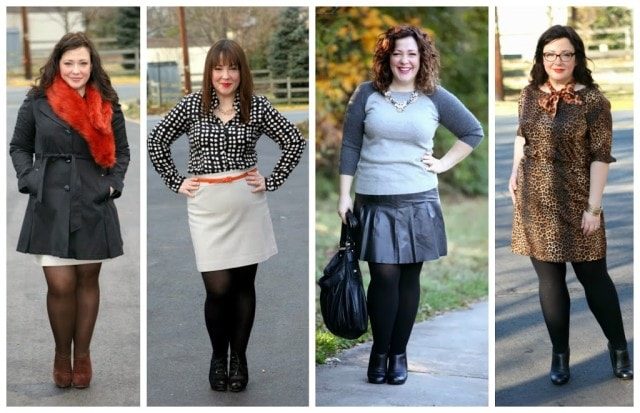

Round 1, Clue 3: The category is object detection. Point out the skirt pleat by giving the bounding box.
[354,189,447,264]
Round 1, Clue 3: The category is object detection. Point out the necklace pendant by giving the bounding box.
[385,90,417,113]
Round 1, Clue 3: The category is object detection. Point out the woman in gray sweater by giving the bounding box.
[338,25,484,385]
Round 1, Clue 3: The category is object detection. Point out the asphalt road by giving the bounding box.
[494,111,633,406]
[146,111,309,406]
[6,85,140,406]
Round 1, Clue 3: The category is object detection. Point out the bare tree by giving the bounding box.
[147,7,284,68]
[47,7,84,33]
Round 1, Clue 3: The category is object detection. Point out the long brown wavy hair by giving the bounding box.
[201,39,254,124]
[31,32,118,104]
[372,25,440,94]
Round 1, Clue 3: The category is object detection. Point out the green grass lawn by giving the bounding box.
[315,193,488,363]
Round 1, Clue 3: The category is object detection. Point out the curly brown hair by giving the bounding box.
[30,32,118,104]
[372,25,440,94]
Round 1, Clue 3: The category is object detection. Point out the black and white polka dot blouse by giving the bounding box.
[148,90,306,192]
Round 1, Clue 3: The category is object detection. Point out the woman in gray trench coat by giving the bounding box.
[9,32,129,389]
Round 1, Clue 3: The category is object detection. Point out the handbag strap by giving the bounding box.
[339,210,358,248]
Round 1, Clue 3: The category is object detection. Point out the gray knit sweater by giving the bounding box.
[339,81,483,195]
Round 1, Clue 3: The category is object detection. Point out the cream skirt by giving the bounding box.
[33,255,109,267]
[187,169,278,272]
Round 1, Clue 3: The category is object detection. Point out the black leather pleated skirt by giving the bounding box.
[354,189,447,264]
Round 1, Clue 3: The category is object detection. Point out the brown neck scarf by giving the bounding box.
[537,81,583,118]
[46,75,116,168]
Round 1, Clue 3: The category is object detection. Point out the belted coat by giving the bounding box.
[10,91,130,259]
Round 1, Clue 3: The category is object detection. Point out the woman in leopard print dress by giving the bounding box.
[508,25,632,385]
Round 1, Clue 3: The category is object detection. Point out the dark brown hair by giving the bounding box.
[31,32,118,104]
[372,25,440,94]
[202,39,254,123]
[529,25,596,88]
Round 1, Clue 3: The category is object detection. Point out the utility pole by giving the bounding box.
[177,7,191,94]
[21,7,32,80]
[495,8,504,101]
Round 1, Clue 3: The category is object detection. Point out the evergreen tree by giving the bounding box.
[267,7,309,99]
[116,7,140,70]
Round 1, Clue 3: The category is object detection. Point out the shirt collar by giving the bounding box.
[211,90,241,111]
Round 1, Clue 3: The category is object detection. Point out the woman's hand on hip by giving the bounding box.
[246,170,266,192]
[508,172,518,205]
[581,210,601,236]
[422,152,446,174]
[178,177,200,198]
[337,194,353,225]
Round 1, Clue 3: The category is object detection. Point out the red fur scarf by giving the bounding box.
[46,75,116,168]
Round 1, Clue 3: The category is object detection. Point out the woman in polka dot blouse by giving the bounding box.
[148,39,305,392]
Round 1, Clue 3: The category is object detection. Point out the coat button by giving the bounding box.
[63,185,70,191]
[65,159,71,163]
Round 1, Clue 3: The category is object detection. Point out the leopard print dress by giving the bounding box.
[511,84,615,262]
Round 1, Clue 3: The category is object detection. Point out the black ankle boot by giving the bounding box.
[550,350,570,385]
[386,353,408,385]
[209,354,228,391]
[608,343,633,380]
[229,352,248,392]
[367,351,388,384]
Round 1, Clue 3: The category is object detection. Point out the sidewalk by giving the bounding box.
[316,301,488,406]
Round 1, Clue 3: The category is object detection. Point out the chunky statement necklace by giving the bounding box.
[384,90,419,112]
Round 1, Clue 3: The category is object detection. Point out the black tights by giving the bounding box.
[367,262,423,355]
[201,264,257,358]
[531,257,627,353]
[43,263,101,358]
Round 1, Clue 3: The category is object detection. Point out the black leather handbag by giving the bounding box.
[318,210,368,339]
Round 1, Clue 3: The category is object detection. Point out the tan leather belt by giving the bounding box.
[193,168,256,184]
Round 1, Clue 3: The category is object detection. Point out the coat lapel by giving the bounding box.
[36,98,70,130]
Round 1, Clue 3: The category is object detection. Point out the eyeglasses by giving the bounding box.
[543,52,575,62]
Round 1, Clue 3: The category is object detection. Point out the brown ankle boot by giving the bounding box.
[72,354,92,389]
[53,352,72,388]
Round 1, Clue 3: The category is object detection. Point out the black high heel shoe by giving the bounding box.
[550,350,570,385]
[386,353,408,385]
[367,351,388,384]
[608,343,633,380]
[229,352,249,392]
[209,355,228,391]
